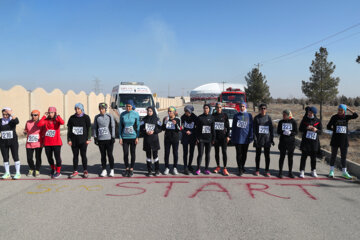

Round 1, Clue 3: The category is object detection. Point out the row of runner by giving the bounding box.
[0,101,357,180]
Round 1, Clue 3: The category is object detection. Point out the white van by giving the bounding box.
[109,82,159,124]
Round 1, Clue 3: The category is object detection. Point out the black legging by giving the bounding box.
[26,147,42,171]
[123,139,136,169]
[197,142,211,170]
[279,147,294,173]
[330,146,347,168]
[255,147,270,171]
[300,151,316,171]
[1,143,19,163]
[235,144,249,170]
[98,140,114,170]
[164,141,179,168]
[71,143,88,171]
[214,140,227,168]
[45,146,62,167]
[146,149,158,160]
[182,142,195,168]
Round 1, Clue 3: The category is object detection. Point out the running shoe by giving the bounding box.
[83,170,89,178]
[50,169,55,178]
[154,170,161,176]
[278,173,283,179]
[163,168,170,175]
[265,171,271,177]
[299,171,305,178]
[214,166,221,174]
[53,172,61,179]
[342,171,352,180]
[328,170,335,178]
[238,168,243,176]
[13,173,21,180]
[204,169,211,175]
[173,168,179,175]
[146,171,152,177]
[129,170,134,177]
[34,170,40,177]
[223,168,229,176]
[188,166,194,172]
[27,170,34,177]
[254,171,260,176]
[100,169,107,177]
[195,169,201,175]
[288,172,295,178]
[109,169,114,177]
[184,167,189,175]
[2,172,11,180]
[69,171,79,179]
[311,170,318,178]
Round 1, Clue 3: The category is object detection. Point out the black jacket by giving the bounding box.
[162,117,181,144]
[196,113,215,143]
[0,118,19,146]
[140,116,162,151]
[67,114,92,146]
[299,116,322,153]
[212,112,230,143]
[181,113,197,144]
[277,118,298,150]
[327,112,358,148]
[253,114,274,148]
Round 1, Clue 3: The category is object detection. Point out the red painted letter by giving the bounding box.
[189,182,232,200]
[106,182,146,197]
[245,183,290,199]
[148,181,189,197]
[277,184,319,200]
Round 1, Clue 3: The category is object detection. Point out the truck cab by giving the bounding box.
[219,87,246,112]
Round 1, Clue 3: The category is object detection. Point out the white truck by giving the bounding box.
[109,82,159,126]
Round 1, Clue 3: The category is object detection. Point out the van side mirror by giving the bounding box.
[111,102,117,109]
[156,102,160,109]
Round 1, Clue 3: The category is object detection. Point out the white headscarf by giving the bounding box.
[1,107,12,125]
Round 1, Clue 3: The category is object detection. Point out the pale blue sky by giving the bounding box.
[0,0,359,97]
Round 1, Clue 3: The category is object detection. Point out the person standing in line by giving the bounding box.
[180,105,197,175]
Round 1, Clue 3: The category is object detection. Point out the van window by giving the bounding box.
[118,94,154,108]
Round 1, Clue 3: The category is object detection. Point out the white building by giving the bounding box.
[190,82,246,101]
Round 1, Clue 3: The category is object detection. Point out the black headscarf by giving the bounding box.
[145,106,158,122]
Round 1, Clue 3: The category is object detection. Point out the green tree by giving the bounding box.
[357,56,360,63]
[244,68,271,111]
[302,47,340,122]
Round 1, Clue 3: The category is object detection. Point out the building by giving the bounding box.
[190,82,246,101]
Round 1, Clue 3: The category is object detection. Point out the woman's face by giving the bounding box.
[147,108,153,116]
[240,104,246,112]
[2,111,9,119]
[283,113,289,120]
[338,108,345,115]
[99,108,106,115]
[185,111,191,117]
[49,112,56,118]
[31,113,39,121]
[75,107,83,115]
[307,111,314,118]
[168,110,175,118]
[126,104,132,111]
[204,106,210,114]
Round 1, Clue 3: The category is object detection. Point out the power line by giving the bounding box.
[261,21,360,64]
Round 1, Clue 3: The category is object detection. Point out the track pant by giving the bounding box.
[300,151,316,171]
[146,149,159,172]
[26,148,42,171]
[123,139,136,169]
[45,146,62,172]
[255,147,270,171]
[197,142,211,170]
[279,147,294,173]
[71,143,88,171]
[164,141,179,168]
[330,146,348,169]
[98,140,114,170]
[1,143,19,163]
[235,144,249,170]
[182,142,195,168]
[214,141,228,168]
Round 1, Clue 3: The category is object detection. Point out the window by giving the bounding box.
[118,94,155,108]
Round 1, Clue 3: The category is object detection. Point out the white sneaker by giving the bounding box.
[299,170,305,178]
[109,169,114,177]
[164,168,170,175]
[311,170,318,178]
[173,168,179,175]
[100,169,107,177]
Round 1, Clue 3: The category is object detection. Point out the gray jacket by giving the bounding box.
[93,113,115,140]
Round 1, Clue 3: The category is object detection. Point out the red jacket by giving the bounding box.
[37,115,64,146]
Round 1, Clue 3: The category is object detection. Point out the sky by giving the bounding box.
[0,0,359,98]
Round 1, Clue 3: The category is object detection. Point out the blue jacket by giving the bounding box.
[119,110,140,139]
[231,112,253,144]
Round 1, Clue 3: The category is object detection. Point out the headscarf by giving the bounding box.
[31,110,40,116]
[168,106,176,113]
[239,101,247,113]
[1,107,12,125]
[126,100,136,110]
[146,106,158,122]
[75,103,85,117]
[184,105,194,114]
[259,103,267,109]
[99,103,108,110]
[283,109,293,119]
[48,106,57,113]
[309,106,317,116]
[339,104,347,115]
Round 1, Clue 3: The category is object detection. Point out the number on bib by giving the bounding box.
[1,131,13,140]
[145,123,155,132]
[124,126,134,134]
[202,126,211,134]
[27,134,39,143]
[45,130,56,138]
[98,127,109,136]
[282,123,292,131]
[237,120,247,129]
[184,122,194,129]
[259,126,269,134]
[72,127,84,135]
[306,131,317,140]
[336,126,347,134]
[166,121,175,130]
[214,122,224,130]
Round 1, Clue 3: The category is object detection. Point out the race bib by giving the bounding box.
[72,127,83,135]
[202,126,211,134]
[98,127,109,136]
[27,134,39,143]
[283,130,291,136]
[45,130,56,138]
[184,122,194,129]
[145,123,155,132]
[259,126,269,134]
[1,131,13,140]
[306,131,317,140]
[336,126,347,134]
[214,122,225,130]
[124,126,134,134]
[166,121,175,130]
[237,120,247,129]
[282,123,293,131]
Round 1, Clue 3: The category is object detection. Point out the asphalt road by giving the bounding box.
[1,104,359,240]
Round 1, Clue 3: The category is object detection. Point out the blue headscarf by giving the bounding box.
[75,103,85,113]
[126,100,136,110]
[309,106,317,115]
[339,104,347,114]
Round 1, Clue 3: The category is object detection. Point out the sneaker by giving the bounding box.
[13,173,21,180]
[278,172,283,179]
[342,171,352,180]
[188,166,194,172]
[53,172,61,179]
[265,171,271,177]
[311,170,318,178]
[254,171,260,176]
[146,171,152,177]
[83,170,89,178]
[100,169,107,177]
[163,168,170,175]
[34,170,40,177]
[173,168,179,175]
[288,172,295,178]
[154,170,161,176]
[204,169,211,175]
[2,172,11,180]
[214,166,221,173]
[195,169,201,175]
[27,170,34,177]
[328,170,335,178]
[238,168,243,176]
[69,171,79,179]
[184,167,189,175]
[109,169,115,177]
[299,171,305,178]
[223,168,229,176]
[50,169,55,178]
[123,170,129,177]
[129,170,134,177]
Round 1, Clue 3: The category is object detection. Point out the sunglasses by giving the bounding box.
[261,108,267,110]
[216,106,222,108]
[3,114,9,116]
[31,114,38,117]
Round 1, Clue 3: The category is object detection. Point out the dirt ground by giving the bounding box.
[248,103,360,164]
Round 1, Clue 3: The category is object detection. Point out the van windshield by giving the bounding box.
[118,94,155,108]
[221,93,245,103]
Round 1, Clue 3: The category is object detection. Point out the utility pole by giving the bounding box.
[168,84,170,97]
[254,63,263,71]
[93,77,102,94]
[221,81,227,91]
